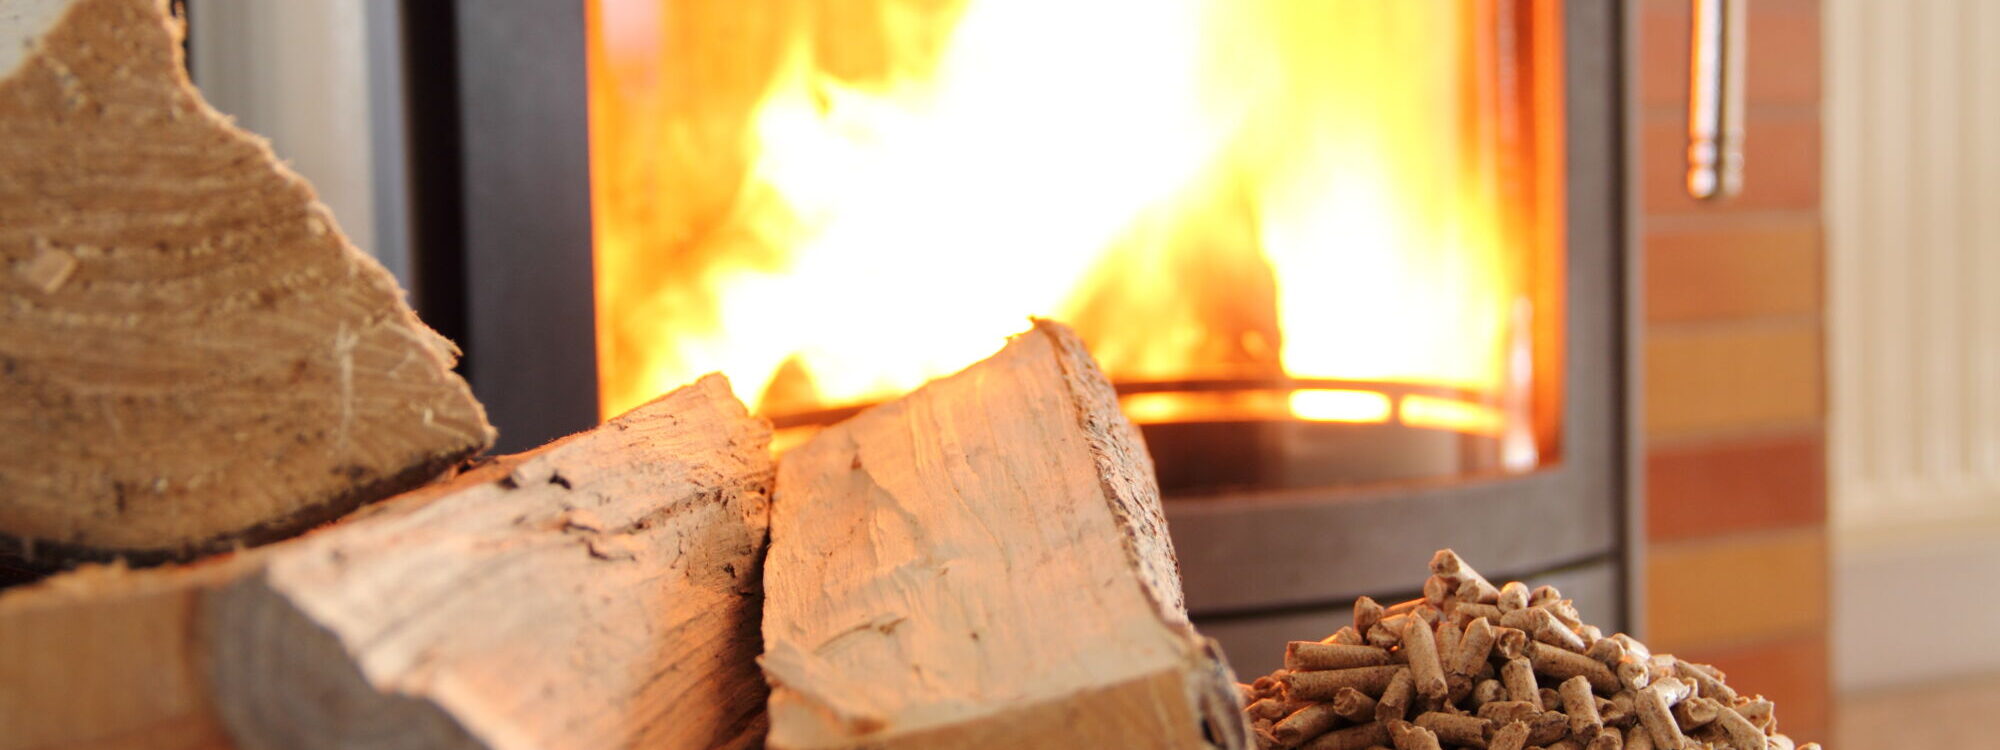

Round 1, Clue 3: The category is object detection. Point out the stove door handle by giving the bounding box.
[1686,0,1746,200]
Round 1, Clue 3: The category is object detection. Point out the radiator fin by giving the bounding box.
[1827,0,2000,529]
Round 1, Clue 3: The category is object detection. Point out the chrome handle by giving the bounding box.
[1687,0,1746,200]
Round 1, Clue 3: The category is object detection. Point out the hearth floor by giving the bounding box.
[1835,672,2000,748]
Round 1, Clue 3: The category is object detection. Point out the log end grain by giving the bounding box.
[761,321,1246,749]
[0,0,494,569]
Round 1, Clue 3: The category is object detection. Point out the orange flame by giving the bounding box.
[587,0,1561,459]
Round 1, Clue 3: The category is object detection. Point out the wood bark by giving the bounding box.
[0,374,772,750]
[0,0,492,569]
[760,320,1249,749]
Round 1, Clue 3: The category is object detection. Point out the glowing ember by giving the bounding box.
[587,0,1561,463]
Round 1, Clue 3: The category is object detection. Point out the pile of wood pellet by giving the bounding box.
[1236,550,1820,750]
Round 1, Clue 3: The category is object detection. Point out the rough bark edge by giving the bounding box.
[1031,318,1250,749]
[1030,319,1185,619]
[0,447,477,580]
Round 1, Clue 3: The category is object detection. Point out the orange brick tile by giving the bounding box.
[1647,432,1826,543]
[1644,528,1828,652]
[1644,219,1822,323]
[1644,322,1821,439]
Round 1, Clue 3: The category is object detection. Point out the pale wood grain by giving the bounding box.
[0,374,772,750]
[0,0,491,567]
[761,320,1248,749]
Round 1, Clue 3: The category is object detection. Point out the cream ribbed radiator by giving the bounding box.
[1827,0,2000,530]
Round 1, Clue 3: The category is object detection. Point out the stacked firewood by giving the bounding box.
[1237,550,1819,750]
[1,6,1243,748]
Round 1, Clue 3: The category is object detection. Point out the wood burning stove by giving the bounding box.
[405,1,1634,674]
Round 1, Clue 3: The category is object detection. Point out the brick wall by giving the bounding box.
[1637,0,1829,742]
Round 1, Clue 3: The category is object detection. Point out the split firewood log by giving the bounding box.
[0,0,492,570]
[761,319,1249,749]
[0,374,772,750]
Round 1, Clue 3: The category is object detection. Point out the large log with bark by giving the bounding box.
[0,374,772,750]
[760,320,1249,749]
[0,0,492,570]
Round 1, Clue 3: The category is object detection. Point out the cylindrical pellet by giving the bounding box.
[1637,682,1690,750]
[1285,665,1407,701]
[1402,614,1449,702]
[1489,720,1531,750]
[1413,711,1490,748]
[1301,720,1390,750]
[1388,720,1443,750]
[1476,700,1541,726]
[1501,658,1540,708]
[1714,705,1767,750]
[1273,702,1342,747]
[1453,616,1498,676]
[1331,686,1379,723]
[1527,641,1619,693]
[1559,675,1603,741]
[1354,595,1385,636]
[1287,642,1394,671]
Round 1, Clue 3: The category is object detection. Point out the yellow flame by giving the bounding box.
[1289,390,1394,424]
[1402,394,1506,437]
[587,0,1558,445]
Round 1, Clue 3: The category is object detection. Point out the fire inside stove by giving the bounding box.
[586,0,1564,491]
